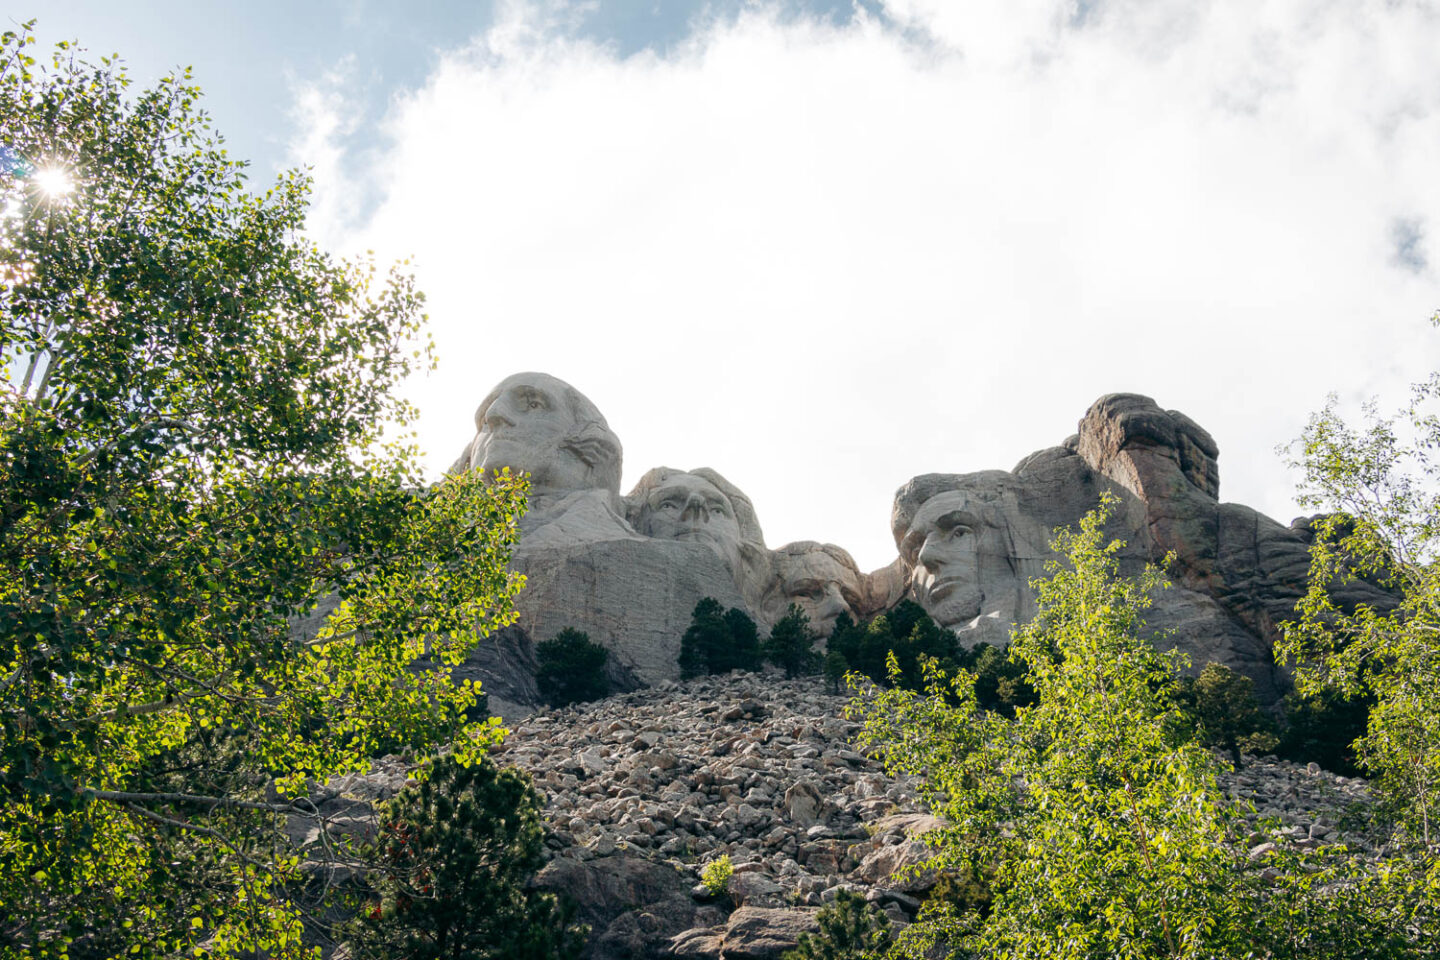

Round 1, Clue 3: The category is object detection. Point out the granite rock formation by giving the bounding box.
[448,375,1392,715]
[448,374,893,716]
[892,393,1396,702]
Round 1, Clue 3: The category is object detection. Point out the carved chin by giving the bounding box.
[923,586,984,629]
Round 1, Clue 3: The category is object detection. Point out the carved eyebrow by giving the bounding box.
[937,510,981,531]
[512,386,550,406]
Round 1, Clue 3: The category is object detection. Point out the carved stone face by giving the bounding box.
[636,472,743,564]
[773,550,863,635]
[904,490,988,629]
[470,373,593,493]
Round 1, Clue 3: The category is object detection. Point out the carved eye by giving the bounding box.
[661,498,682,511]
[528,398,543,410]
[949,525,972,540]
[708,500,729,516]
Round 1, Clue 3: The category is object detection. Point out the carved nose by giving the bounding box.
[817,583,847,618]
[917,535,943,572]
[484,408,515,431]
[680,492,709,523]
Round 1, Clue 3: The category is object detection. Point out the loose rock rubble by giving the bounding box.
[310,673,1388,959]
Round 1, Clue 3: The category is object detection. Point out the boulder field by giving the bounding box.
[309,673,1385,959]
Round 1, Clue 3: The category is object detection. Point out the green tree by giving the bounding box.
[827,600,955,690]
[854,496,1259,959]
[0,26,526,957]
[1279,326,1440,848]
[765,603,821,678]
[1172,662,1277,769]
[854,496,1423,959]
[343,754,585,960]
[679,598,762,678]
[535,629,610,707]
[783,888,893,960]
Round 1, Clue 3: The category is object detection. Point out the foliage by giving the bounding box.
[679,598,762,679]
[822,650,849,695]
[956,642,1036,717]
[535,629,610,707]
[765,604,822,679]
[700,854,733,897]
[854,495,1261,958]
[342,754,585,960]
[782,888,893,960]
[0,25,526,957]
[827,601,956,690]
[1279,324,1440,848]
[1275,687,1371,776]
[1172,662,1278,769]
[854,494,1435,958]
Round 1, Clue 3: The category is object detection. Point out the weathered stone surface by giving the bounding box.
[535,854,696,960]
[444,376,1397,715]
[625,466,772,612]
[760,542,902,636]
[308,674,1386,959]
[715,907,820,959]
[890,393,1399,701]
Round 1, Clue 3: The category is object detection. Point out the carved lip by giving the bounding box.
[926,577,967,600]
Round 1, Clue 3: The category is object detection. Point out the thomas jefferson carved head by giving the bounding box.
[464,372,622,495]
[626,466,764,569]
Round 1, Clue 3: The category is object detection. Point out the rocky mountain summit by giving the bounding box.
[418,374,1397,720]
[317,673,1386,960]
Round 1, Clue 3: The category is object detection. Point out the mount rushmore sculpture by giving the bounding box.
[450,372,1390,716]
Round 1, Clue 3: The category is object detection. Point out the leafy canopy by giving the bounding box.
[852,495,1425,959]
[1279,315,1440,850]
[0,24,526,958]
[535,628,610,707]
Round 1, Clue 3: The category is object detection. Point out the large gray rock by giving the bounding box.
[535,854,697,960]
[889,393,1398,702]
[448,375,785,717]
[511,538,751,689]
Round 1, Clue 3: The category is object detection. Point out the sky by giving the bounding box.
[15,0,1440,571]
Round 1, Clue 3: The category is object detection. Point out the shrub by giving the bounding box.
[782,888,893,960]
[343,754,585,960]
[536,628,610,707]
[700,855,733,897]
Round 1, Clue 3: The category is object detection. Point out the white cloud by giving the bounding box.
[291,0,1440,571]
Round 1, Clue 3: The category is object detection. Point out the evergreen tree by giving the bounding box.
[535,629,610,707]
[765,604,821,678]
[679,598,763,678]
[344,754,585,960]
[783,889,893,960]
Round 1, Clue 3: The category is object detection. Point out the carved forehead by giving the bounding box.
[474,372,598,430]
[779,551,859,587]
[648,472,728,502]
[899,485,1008,561]
[891,470,1014,549]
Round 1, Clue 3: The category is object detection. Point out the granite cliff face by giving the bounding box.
[450,375,1393,713]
